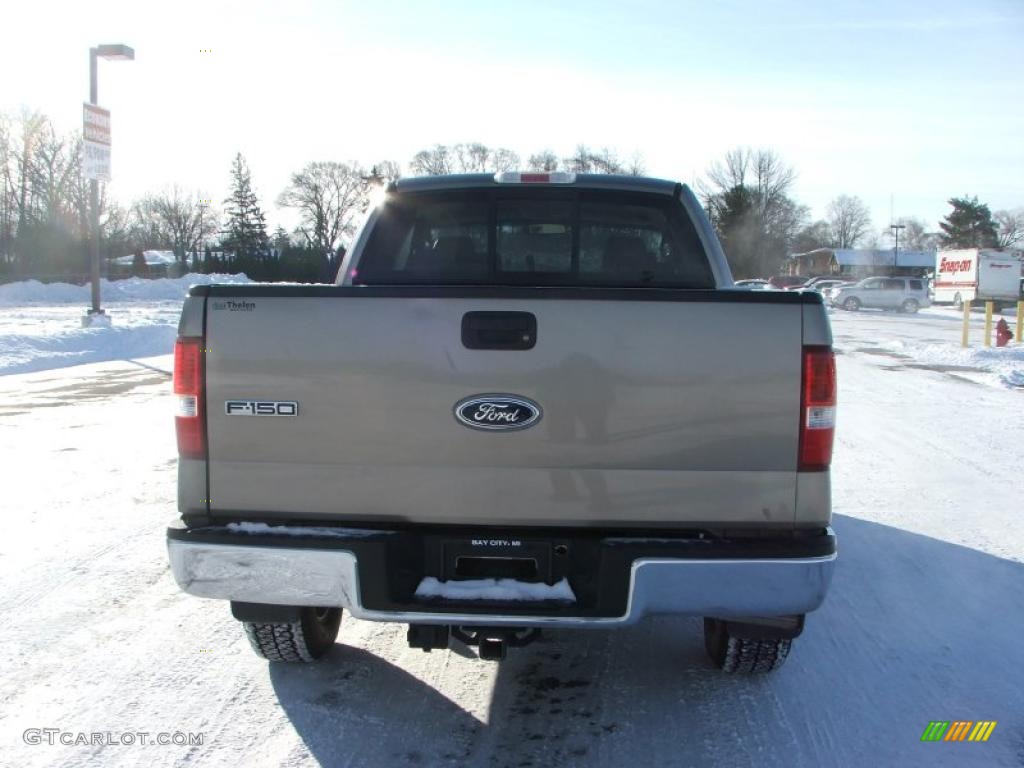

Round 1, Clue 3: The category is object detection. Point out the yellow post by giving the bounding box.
[961,300,971,347]
[983,301,994,347]
[1017,300,1023,345]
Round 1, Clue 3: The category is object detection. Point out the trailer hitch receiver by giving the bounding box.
[451,626,541,661]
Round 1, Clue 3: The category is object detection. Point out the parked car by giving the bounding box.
[831,276,931,313]
[802,278,847,294]
[734,279,772,290]
[167,172,837,674]
[823,282,856,304]
[798,276,833,287]
[769,275,809,290]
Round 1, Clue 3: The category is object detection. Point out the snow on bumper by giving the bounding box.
[167,528,836,627]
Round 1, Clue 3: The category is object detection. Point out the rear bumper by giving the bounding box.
[167,522,836,627]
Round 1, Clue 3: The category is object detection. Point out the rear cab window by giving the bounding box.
[352,188,714,288]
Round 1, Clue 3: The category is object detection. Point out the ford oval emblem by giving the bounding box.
[454,394,543,432]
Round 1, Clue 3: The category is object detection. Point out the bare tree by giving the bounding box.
[590,147,624,174]
[12,110,48,236]
[136,187,219,258]
[454,143,490,172]
[278,162,368,253]
[703,148,797,223]
[370,160,402,185]
[884,217,938,251]
[995,208,1024,249]
[564,145,595,173]
[698,148,804,277]
[826,195,872,248]
[489,147,520,172]
[0,113,11,263]
[527,150,559,172]
[409,143,519,175]
[563,145,628,174]
[625,151,646,177]
[409,145,453,176]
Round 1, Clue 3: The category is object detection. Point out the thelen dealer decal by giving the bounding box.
[211,300,255,312]
[454,394,542,432]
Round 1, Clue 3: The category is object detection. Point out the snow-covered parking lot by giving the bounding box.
[0,283,1022,767]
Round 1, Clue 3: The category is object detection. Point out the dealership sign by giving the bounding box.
[82,103,111,181]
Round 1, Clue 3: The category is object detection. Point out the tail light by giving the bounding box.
[799,346,836,471]
[173,337,206,459]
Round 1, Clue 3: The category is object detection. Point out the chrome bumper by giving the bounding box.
[167,533,836,627]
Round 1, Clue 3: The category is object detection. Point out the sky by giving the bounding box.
[2,0,1022,242]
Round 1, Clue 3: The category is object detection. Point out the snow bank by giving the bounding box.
[879,338,1024,388]
[0,273,252,375]
[415,577,577,602]
[0,273,249,305]
[0,324,179,376]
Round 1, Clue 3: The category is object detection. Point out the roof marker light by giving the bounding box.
[494,171,577,184]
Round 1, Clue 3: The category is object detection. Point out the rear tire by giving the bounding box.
[901,299,919,313]
[243,607,342,662]
[953,292,963,310]
[842,297,861,311]
[703,618,792,673]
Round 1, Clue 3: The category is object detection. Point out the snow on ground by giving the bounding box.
[829,304,1024,389]
[0,274,249,375]
[0,309,1021,767]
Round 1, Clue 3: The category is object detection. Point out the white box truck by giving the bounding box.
[933,249,1024,309]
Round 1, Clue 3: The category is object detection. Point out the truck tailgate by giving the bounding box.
[203,292,803,528]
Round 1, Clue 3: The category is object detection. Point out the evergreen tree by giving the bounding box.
[271,225,290,252]
[222,153,268,256]
[939,196,998,248]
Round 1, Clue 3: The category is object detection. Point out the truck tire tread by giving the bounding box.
[242,607,342,662]
[721,635,791,673]
[704,617,792,673]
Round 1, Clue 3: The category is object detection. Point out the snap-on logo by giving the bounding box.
[454,394,542,432]
[939,257,973,275]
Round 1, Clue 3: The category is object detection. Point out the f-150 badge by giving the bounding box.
[225,400,298,416]
[454,394,542,432]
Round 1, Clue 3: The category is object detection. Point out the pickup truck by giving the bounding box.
[167,172,837,673]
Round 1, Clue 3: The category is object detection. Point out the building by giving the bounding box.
[786,248,935,279]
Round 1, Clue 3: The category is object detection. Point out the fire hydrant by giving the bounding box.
[996,318,1013,347]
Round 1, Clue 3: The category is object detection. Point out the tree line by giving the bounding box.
[697,147,1022,278]
[1,108,1020,283]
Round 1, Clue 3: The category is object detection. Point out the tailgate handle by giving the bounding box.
[462,311,537,350]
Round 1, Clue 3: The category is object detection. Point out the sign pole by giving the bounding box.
[80,44,130,327]
[961,300,971,347]
[88,47,103,320]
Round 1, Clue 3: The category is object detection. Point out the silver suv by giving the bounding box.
[831,276,931,313]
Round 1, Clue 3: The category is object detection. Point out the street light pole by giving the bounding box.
[84,43,133,326]
[890,223,906,277]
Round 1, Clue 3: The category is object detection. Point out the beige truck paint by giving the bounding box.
[197,295,825,528]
